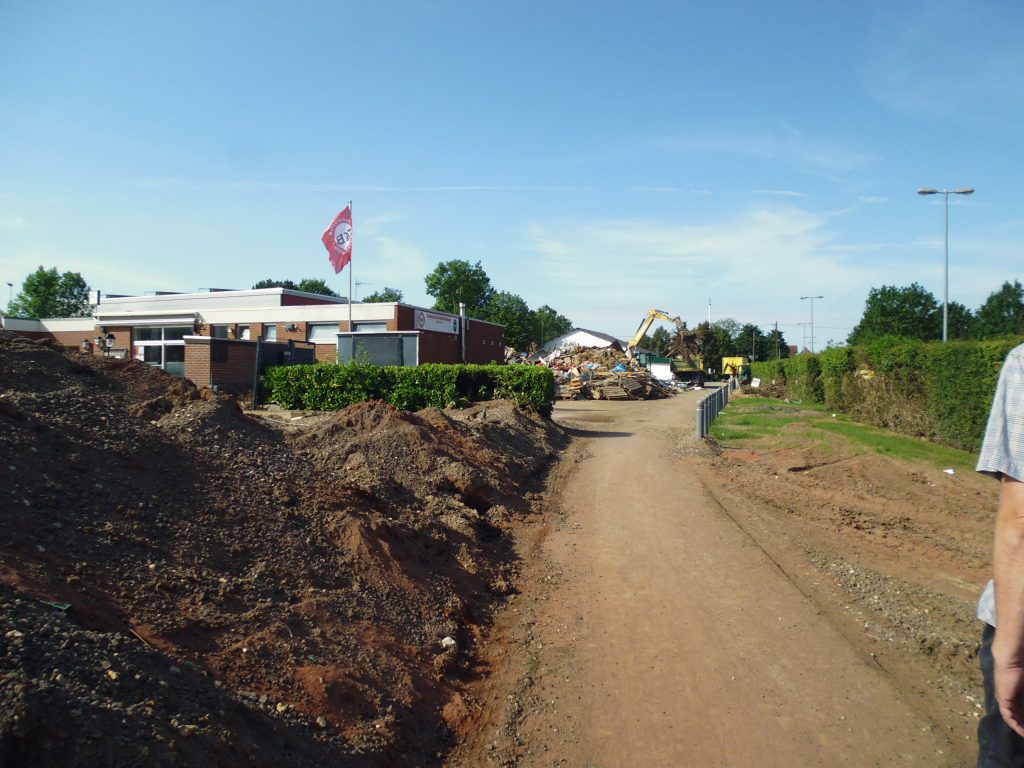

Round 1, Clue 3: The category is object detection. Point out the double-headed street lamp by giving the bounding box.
[917,187,975,342]
[800,295,823,353]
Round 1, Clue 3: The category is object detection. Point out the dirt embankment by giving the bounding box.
[0,332,563,767]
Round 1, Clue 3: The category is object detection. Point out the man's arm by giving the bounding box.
[991,476,1024,735]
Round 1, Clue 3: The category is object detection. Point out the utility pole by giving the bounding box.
[800,295,823,353]
[774,321,780,359]
[797,322,810,354]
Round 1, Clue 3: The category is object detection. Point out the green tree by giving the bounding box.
[480,291,534,351]
[253,278,298,290]
[363,287,404,303]
[737,323,770,361]
[764,327,791,359]
[534,304,573,346]
[973,280,1024,338]
[9,266,90,318]
[251,278,339,297]
[648,326,672,356]
[424,260,494,315]
[847,283,940,345]
[695,318,741,374]
[945,300,974,340]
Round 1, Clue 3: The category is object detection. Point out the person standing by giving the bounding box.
[977,342,1024,766]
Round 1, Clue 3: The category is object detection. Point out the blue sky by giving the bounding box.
[2,0,1022,348]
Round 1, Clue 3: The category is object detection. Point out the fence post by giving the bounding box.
[696,401,705,438]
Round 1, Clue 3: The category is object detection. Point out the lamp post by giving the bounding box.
[800,296,823,353]
[917,187,974,342]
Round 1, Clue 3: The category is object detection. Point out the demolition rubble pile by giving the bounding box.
[539,345,679,401]
[0,331,563,767]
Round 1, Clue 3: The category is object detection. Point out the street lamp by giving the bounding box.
[917,187,974,342]
[800,296,823,353]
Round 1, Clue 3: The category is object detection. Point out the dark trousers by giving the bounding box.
[979,623,1024,766]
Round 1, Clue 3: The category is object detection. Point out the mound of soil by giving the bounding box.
[0,331,564,766]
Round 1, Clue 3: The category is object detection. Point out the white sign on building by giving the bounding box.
[414,310,460,334]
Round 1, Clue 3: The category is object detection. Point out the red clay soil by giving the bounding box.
[0,332,563,767]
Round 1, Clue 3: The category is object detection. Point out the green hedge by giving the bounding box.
[751,336,1023,452]
[261,362,556,417]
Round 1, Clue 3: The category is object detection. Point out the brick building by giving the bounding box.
[2,288,505,392]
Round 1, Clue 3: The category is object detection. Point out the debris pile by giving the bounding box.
[0,331,563,767]
[531,345,683,400]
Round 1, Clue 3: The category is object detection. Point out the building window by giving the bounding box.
[133,325,193,376]
[239,325,250,340]
[307,324,339,343]
[211,325,230,339]
[263,324,277,342]
[353,322,388,333]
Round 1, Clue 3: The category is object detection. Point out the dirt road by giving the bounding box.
[451,390,963,767]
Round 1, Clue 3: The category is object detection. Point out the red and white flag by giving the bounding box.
[322,205,353,274]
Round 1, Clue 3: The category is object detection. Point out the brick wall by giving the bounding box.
[417,331,460,364]
[184,338,212,387]
[184,338,316,394]
[465,319,505,364]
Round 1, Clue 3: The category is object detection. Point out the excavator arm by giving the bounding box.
[626,309,681,358]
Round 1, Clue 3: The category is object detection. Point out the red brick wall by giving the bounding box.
[185,338,212,387]
[48,328,132,357]
[184,338,258,394]
[210,339,259,393]
[418,332,460,364]
[465,320,504,364]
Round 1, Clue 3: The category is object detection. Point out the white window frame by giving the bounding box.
[133,325,192,375]
[307,323,339,344]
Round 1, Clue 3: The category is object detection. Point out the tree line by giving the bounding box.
[847,280,1024,345]
[259,261,574,351]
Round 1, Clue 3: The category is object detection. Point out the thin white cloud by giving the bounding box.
[136,178,595,194]
[0,212,29,230]
[359,212,402,237]
[752,190,806,198]
[520,205,874,336]
[654,124,870,174]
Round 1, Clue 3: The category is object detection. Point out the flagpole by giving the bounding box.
[347,199,353,333]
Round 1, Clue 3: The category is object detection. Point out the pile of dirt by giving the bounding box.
[0,331,564,766]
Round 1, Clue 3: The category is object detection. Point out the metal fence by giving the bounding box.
[695,378,739,438]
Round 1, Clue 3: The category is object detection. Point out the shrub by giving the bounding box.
[261,362,556,416]
[753,336,1024,452]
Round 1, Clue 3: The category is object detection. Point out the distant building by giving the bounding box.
[2,288,505,393]
[540,328,625,355]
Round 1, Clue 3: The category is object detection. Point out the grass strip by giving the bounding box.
[711,396,977,472]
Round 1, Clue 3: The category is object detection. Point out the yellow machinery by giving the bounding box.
[722,356,751,383]
[627,309,704,385]
[626,309,680,357]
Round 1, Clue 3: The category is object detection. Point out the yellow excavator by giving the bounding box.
[626,309,704,385]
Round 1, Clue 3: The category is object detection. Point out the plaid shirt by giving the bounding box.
[977,343,1024,626]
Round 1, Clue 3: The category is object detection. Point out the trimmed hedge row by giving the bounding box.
[751,336,1024,452]
[261,362,556,417]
